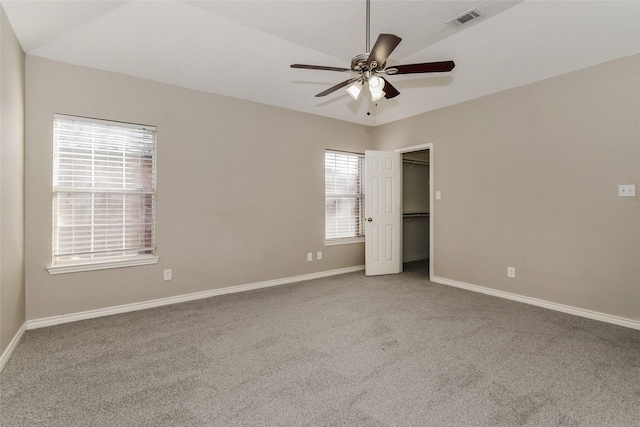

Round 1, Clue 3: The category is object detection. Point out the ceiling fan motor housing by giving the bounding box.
[351,53,372,72]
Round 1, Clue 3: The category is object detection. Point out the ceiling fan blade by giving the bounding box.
[315,78,359,97]
[367,33,402,70]
[381,77,400,99]
[291,64,351,73]
[390,61,456,75]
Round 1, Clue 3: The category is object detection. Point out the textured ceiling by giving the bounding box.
[3,0,640,126]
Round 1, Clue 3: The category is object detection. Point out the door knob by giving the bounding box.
[367,218,373,222]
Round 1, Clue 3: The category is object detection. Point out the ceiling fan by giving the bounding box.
[291,0,455,102]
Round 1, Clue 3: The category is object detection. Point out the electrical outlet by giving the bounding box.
[317,251,322,261]
[307,252,313,262]
[163,269,172,281]
[507,267,515,279]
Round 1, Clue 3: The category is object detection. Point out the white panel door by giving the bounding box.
[365,150,401,276]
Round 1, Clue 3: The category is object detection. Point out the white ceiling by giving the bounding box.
[3,0,640,126]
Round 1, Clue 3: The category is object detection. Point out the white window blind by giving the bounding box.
[325,150,365,240]
[52,115,156,266]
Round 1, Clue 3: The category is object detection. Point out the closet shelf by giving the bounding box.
[403,212,430,218]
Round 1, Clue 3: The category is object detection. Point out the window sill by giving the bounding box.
[47,256,159,275]
[324,237,365,246]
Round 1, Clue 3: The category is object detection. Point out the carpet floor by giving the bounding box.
[1,262,639,426]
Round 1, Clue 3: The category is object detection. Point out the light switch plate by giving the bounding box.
[435,191,442,200]
[619,184,636,197]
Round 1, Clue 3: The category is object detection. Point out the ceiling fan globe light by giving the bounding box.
[371,90,386,102]
[369,76,383,90]
[346,82,363,100]
[369,76,385,101]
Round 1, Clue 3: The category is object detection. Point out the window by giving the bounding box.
[49,115,158,273]
[325,150,365,243]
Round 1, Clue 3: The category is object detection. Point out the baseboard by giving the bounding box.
[432,276,640,331]
[0,322,26,373]
[26,265,365,330]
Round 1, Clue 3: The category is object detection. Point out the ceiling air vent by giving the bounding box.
[447,9,481,28]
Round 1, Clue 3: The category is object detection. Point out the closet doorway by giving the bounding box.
[397,144,433,278]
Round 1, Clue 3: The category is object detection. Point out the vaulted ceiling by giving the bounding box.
[3,1,639,126]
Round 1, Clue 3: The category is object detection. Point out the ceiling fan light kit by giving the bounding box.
[346,75,385,102]
[291,0,455,107]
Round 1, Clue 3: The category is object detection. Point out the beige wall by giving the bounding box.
[25,56,370,320]
[374,54,640,321]
[22,52,640,324]
[0,5,26,355]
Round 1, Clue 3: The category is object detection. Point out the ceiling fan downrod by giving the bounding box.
[366,0,371,53]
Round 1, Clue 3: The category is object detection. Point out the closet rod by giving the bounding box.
[402,159,429,166]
